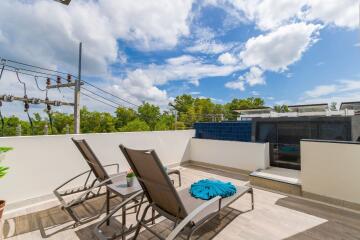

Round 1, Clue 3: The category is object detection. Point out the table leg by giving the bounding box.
[122,205,126,240]
[106,189,110,226]
[152,209,155,224]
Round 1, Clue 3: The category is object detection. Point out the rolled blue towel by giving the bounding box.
[189,179,237,200]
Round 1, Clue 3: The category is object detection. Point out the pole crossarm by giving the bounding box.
[47,82,84,89]
[54,0,72,5]
[0,95,74,106]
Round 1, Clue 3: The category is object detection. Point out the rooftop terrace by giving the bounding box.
[3,165,360,240]
[1,130,360,239]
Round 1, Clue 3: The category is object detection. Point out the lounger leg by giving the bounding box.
[187,231,193,240]
[65,207,80,227]
[106,189,111,225]
[133,204,151,239]
[178,172,181,187]
[250,188,254,210]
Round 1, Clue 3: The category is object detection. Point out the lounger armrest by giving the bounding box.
[53,169,96,205]
[54,169,93,192]
[93,190,143,240]
[166,196,221,240]
[103,163,120,174]
[62,175,120,208]
[54,163,119,194]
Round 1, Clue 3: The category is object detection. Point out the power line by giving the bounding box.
[2,58,77,79]
[82,86,133,109]
[83,80,140,108]
[1,57,141,109]
[80,92,118,109]
[4,63,73,81]
[3,67,59,84]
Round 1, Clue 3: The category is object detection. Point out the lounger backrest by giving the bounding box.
[72,138,110,182]
[120,144,188,219]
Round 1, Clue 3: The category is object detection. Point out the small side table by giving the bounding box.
[167,169,182,187]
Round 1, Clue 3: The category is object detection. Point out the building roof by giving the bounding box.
[340,101,360,111]
[234,107,272,114]
[288,103,328,112]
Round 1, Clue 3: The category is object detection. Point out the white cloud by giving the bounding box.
[184,25,234,54]
[145,55,242,86]
[218,52,238,65]
[231,0,306,30]
[240,23,321,72]
[303,80,360,103]
[166,55,196,65]
[0,0,117,75]
[304,84,337,98]
[225,66,264,91]
[225,80,245,91]
[225,22,320,91]
[0,0,194,76]
[185,41,232,54]
[242,67,265,86]
[99,0,194,51]
[108,55,242,106]
[0,0,196,111]
[210,0,358,30]
[304,0,358,29]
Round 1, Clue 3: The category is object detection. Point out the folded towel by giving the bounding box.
[189,179,237,200]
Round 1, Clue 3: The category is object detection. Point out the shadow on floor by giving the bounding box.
[2,195,122,239]
[182,164,249,182]
[75,207,242,240]
[276,196,360,240]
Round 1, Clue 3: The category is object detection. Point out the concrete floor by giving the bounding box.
[2,165,360,240]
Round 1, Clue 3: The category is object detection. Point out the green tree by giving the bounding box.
[120,119,150,132]
[80,107,116,133]
[174,121,186,130]
[274,104,289,113]
[115,107,138,129]
[155,113,175,131]
[138,102,160,130]
[169,94,194,113]
[52,112,74,134]
[330,102,337,111]
[224,97,265,120]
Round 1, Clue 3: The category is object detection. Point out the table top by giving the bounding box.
[107,176,142,198]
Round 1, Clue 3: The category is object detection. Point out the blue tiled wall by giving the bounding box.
[194,121,252,142]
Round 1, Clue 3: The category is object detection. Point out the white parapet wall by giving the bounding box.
[301,140,360,205]
[0,130,194,205]
[189,138,269,172]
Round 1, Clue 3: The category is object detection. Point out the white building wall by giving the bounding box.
[301,140,360,205]
[0,130,194,204]
[190,138,269,171]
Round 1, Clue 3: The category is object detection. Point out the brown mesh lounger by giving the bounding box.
[54,138,123,227]
[117,144,254,240]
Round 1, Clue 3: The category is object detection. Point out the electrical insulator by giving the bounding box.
[56,76,61,85]
[46,78,51,86]
[67,74,71,83]
[0,101,2,107]
[32,98,41,104]
[24,102,29,112]
[4,95,14,102]
[47,104,51,112]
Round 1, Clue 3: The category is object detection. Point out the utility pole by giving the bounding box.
[74,42,82,134]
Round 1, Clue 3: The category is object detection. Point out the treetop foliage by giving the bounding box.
[0,95,265,136]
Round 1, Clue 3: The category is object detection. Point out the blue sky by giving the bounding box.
[0,0,359,116]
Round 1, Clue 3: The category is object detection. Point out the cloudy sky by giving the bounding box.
[0,0,359,117]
